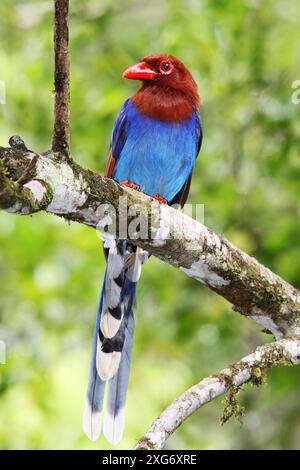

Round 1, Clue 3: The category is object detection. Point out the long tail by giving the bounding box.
[83,239,147,445]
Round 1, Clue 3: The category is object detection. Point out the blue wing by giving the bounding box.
[105,100,129,178]
[195,109,203,157]
[111,99,130,160]
[170,110,203,207]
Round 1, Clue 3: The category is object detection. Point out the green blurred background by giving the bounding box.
[0,0,300,450]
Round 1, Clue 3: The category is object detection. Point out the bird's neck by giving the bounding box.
[131,85,196,122]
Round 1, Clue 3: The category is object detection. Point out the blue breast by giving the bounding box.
[112,100,199,202]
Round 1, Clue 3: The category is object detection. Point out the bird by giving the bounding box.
[83,54,203,445]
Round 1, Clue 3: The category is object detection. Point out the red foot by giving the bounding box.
[120,180,140,191]
[152,194,167,204]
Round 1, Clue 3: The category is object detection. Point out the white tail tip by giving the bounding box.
[103,409,125,445]
[82,401,102,441]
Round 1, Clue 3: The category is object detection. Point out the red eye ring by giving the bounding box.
[159,60,173,75]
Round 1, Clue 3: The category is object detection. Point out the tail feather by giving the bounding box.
[83,289,106,441]
[106,242,123,279]
[104,275,122,309]
[82,373,105,441]
[96,333,123,381]
[101,240,125,337]
[125,247,146,282]
[100,301,124,339]
[83,240,147,444]
[104,312,135,445]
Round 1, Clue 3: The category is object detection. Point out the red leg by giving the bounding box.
[120,180,140,191]
[152,194,167,204]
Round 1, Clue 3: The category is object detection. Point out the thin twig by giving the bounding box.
[52,0,70,157]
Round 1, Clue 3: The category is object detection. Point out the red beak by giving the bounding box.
[122,61,158,81]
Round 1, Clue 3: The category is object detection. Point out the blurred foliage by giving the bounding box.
[0,0,300,450]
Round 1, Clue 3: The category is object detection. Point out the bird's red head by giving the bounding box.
[123,54,200,122]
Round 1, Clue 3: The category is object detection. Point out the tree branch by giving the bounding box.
[0,141,300,342]
[52,0,70,156]
[134,338,300,450]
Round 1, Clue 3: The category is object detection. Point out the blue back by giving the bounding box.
[111,99,202,202]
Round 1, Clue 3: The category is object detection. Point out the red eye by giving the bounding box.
[159,60,173,75]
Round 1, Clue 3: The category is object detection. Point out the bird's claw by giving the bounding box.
[152,194,167,204]
[120,180,140,191]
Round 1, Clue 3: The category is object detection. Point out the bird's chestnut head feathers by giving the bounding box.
[123,54,200,122]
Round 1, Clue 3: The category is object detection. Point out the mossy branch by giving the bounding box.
[134,338,300,450]
[1,138,300,341]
